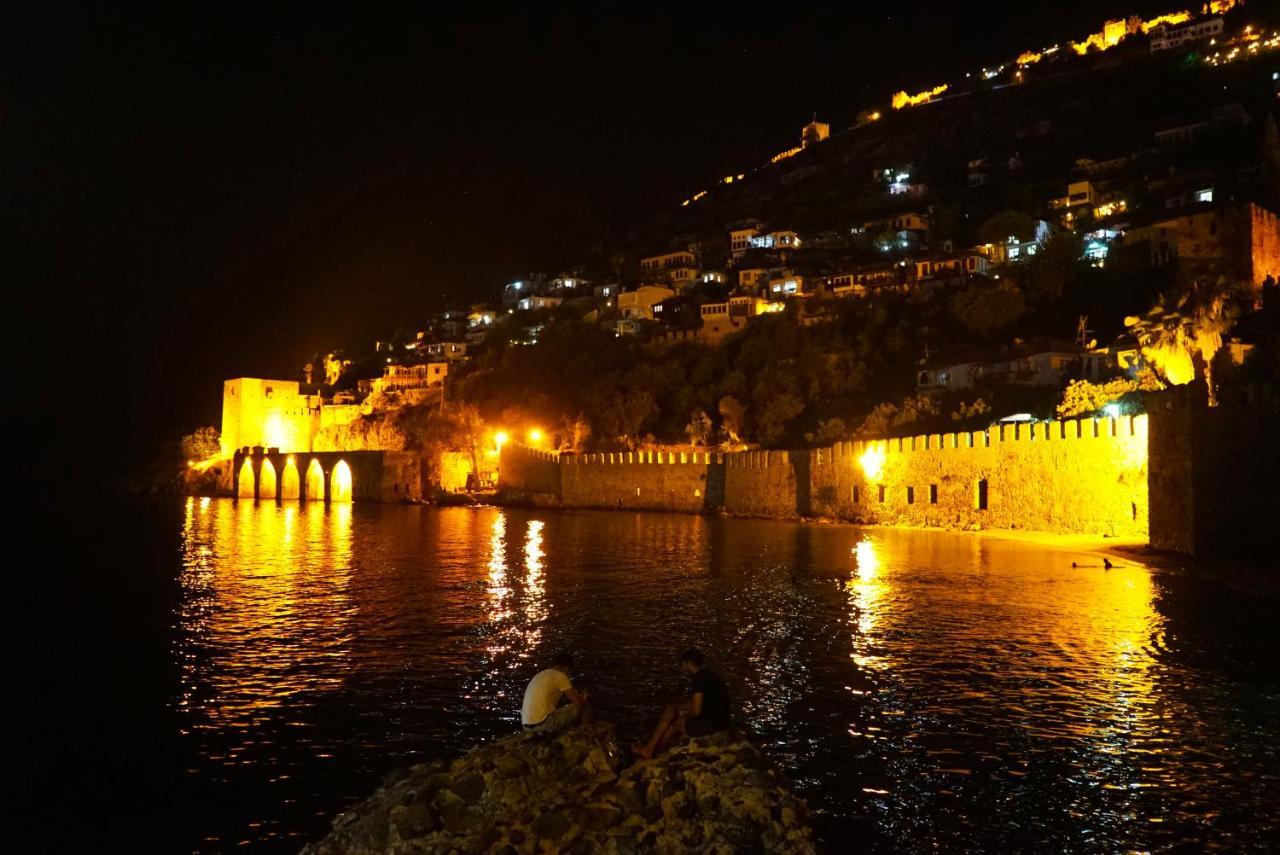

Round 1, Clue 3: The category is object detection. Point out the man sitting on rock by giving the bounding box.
[632,648,732,759]
[521,652,592,735]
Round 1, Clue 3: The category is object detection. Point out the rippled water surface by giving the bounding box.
[79,499,1280,850]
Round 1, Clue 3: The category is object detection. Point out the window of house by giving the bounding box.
[853,485,860,504]
[878,485,886,503]
[906,486,915,504]
[930,484,938,504]
[975,479,989,511]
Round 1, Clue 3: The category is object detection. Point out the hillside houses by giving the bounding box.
[307,17,1277,421]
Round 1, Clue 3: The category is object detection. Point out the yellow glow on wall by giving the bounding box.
[238,459,256,498]
[258,459,277,499]
[281,458,300,500]
[859,445,886,481]
[263,413,290,450]
[891,84,948,110]
[330,460,352,503]
[306,459,324,500]
[1016,50,1043,65]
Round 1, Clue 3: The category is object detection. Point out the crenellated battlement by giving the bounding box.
[507,443,560,462]
[816,414,1147,463]
[570,450,725,465]
[498,414,1153,537]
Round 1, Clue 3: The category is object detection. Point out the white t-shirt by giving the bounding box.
[521,668,573,725]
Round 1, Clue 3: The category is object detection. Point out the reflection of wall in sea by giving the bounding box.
[177,497,354,721]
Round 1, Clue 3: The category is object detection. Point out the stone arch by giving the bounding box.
[331,459,353,503]
[258,458,278,501]
[237,459,256,498]
[306,459,325,501]
[281,458,300,500]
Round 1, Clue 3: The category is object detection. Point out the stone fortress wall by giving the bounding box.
[561,450,725,513]
[806,417,1148,537]
[221,378,365,458]
[501,417,1149,538]
[214,378,1276,556]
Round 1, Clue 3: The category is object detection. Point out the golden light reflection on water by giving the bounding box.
[486,513,510,624]
[846,536,887,678]
[479,513,551,665]
[163,504,1275,851]
[837,528,1170,802]
[177,498,353,727]
[522,520,547,654]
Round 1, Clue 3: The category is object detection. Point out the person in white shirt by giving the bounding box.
[521,652,592,734]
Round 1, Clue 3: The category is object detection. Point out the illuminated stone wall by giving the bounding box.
[808,416,1149,537]
[230,448,422,503]
[560,451,724,513]
[501,419,1151,538]
[220,378,320,455]
[220,378,365,456]
[1250,204,1280,290]
[498,445,562,497]
[722,451,809,518]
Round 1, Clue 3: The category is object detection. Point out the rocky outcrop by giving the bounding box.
[304,723,816,854]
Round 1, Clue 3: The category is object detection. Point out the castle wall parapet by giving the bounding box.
[499,416,1153,537]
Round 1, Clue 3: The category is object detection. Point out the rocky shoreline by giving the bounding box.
[303,723,816,853]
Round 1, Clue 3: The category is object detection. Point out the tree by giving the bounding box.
[855,394,940,437]
[978,210,1039,246]
[596,389,657,447]
[950,398,991,423]
[948,281,1027,337]
[804,417,849,447]
[181,426,221,462]
[1025,231,1085,302]
[1056,376,1160,418]
[396,403,489,477]
[1125,276,1239,406]
[718,396,745,443]
[685,410,713,446]
[558,414,591,451]
[756,394,805,446]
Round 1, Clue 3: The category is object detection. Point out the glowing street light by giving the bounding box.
[859,445,886,481]
[494,431,509,452]
[527,428,544,445]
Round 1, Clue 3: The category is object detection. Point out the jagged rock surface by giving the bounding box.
[303,723,816,853]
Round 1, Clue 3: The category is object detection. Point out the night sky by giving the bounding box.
[13,3,1175,479]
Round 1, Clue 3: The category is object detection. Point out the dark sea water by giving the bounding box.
[31,498,1280,852]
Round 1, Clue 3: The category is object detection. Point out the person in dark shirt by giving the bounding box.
[632,648,732,759]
